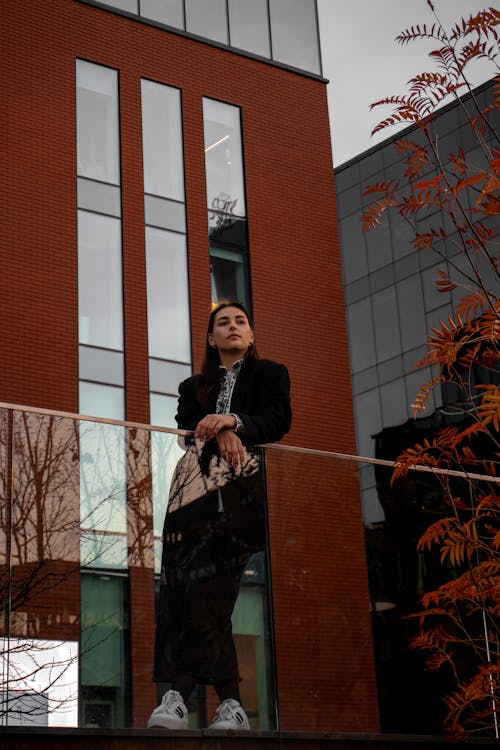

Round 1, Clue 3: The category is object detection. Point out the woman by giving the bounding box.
[148,301,291,731]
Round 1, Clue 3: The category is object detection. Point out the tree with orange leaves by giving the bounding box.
[362,3,499,738]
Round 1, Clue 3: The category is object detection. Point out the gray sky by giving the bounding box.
[317,0,495,166]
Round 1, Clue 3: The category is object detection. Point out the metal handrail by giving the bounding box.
[1,400,498,484]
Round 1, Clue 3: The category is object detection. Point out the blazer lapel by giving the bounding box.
[229,363,255,412]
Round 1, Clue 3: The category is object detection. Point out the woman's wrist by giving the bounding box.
[228,413,243,433]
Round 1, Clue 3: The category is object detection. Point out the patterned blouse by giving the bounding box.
[216,359,244,432]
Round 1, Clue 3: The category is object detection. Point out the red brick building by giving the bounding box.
[1,0,378,734]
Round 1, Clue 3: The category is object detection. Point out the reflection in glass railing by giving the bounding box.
[0,407,278,731]
[0,404,496,736]
[80,420,127,569]
[0,637,79,727]
[151,429,184,574]
[1,411,81,727]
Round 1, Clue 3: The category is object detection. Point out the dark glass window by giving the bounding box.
[210,245,250,306]
[396,276,427,351]
[339,212,368,284]
[372,287,402,362]
[366,212,392,272]
[80,574,129,727]
[347,298,376,373]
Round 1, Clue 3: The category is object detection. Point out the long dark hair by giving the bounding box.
[196,300,259,406]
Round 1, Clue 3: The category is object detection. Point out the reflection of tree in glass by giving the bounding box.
[0,411,144,725]
[209,193,239,237]
[150,431,184,538]
[126,426,154,569]
[0,411,81,723]
[1,412,80,599]
[79,421,126,538]
[167,439,259,514]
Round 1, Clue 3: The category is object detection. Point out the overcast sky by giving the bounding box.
[317,0,495,167]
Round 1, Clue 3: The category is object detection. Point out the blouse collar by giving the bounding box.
[219,358,244,376]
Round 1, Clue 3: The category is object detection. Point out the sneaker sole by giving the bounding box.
[147,720,188,730]
[206,724,250,731]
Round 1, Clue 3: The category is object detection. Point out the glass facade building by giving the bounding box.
[336,80,499,527]
[335,79,499,733]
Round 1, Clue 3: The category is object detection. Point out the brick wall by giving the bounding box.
[2,0,378,732]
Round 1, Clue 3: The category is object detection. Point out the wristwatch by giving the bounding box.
[229,413,244,433]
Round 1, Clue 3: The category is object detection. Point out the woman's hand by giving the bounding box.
[216,430,247,468]
[194,414,245,467]
[195,413,236,442]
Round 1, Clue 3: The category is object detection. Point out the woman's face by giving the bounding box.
[208,306,254,358]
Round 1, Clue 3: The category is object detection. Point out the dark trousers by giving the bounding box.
[153,476,265,686]
[153,566,244,684]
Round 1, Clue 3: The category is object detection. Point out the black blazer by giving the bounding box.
[176,358,292,445]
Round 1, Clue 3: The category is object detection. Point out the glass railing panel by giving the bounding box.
[126,425,154,570]
[2,410,80,727]
[1,403,495,737]
[150,432,276,730]
[368,459,499,736]
[0,407,9,596]
[0,408,12,727]
[151,429,184,574]
[263,444,498,738]
[80,422,154,729]
[80,420,127,570]
[0,407,277,730]
[263,445,376,734]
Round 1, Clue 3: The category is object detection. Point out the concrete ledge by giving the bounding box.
[0,727,496,750]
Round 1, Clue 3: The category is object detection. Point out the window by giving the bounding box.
[76,60,120,185]
[141,80,184,201]
[97,0,138,12]
[185,0,228,44]
[141,80,191,427]
[78,211,123,351]
[269,0,321,74]
[80,574,129,727]
[203,98,251,310]
[228,0,270,58]
[76,61,125,420]
[145,227,190,363]
[79,420,128,568]
[84,0,322,75]
[204,98,246,217]
[141,0,184,28]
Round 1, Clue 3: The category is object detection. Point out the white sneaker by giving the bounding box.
[147,689,188,729]
[207,698,250,731]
